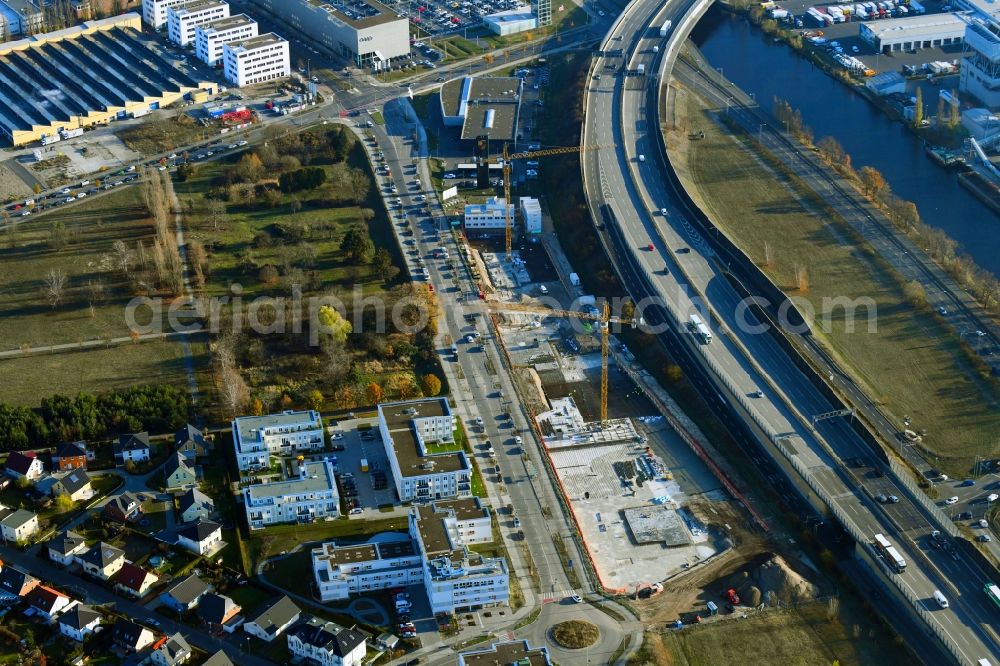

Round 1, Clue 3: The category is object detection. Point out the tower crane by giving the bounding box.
[499,143,611,258]
[490,300,637,422]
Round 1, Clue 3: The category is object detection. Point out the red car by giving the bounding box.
[646,243,654,251]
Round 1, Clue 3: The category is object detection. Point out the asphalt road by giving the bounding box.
[580,0,1000,663]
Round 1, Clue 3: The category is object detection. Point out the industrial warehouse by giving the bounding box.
[0,13,217,147]
[250,0,409,68]
[440,76,523,142]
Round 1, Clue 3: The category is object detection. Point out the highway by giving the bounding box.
[580,0,1000,663]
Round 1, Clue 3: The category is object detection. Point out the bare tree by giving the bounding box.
[217,363,250,418]
[44,268,68,309]
[113,240,132,277]
[86,279,105,307]
[206,199,228,231]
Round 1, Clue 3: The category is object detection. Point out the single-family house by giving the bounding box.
[52,441,89,471]
[51,470,94,502]
[162,453,197,490]
[0,566,39,600]
[26,584,73,622]
[196,592,241,629]
[178,487,214,523]
[159,574,210,612]
[104,492,141,522]
[149,632,192,666]
[243,595,300,642]
[59,604,102,641]
[202,651,235,666]
[5,451,44,480]
[115,433,151,465]
[77,542,126,580]
[46,529,87,566]
[286,615,368,666]
[176,520,223,556]
[114,618,156,653]
[114,561,159,598]
[175,425,210,462]
[0,507,39,543]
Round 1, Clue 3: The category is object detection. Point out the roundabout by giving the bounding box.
[550,619,601,650]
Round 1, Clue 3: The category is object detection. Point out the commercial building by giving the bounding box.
[865,70,907,96]
[459,640,553,666]
[859,13,966,52]
[168,0,230,47]
[143,0,192,29]
[0,0,44,37]
[962,19,1000,109]
[312,497,505,614]
[250,0,408,68]
[232,410,323,471]
[520,196,541,234]
[195,13,257,66]
[484,8,537,36]
[222,32,290,88]
[440,76,523,143]
[378,399,471,502]
[243,460,339,529]
[463,196,515,231]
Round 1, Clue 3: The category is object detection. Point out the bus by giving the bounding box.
[688,314,713,344]
[873,533,906,573]
[985,583,1000,610]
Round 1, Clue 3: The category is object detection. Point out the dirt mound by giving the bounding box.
[728,553,819,605]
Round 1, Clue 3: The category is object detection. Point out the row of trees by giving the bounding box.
[0,384,190,450]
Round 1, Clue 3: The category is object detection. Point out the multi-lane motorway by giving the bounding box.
[581,0,1000,663]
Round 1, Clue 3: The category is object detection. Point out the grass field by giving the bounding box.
[668,85,1000,470]
[651,599,903,666]
[117,114,213,155]
[249,515,409,560]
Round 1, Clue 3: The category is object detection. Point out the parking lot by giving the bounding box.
[383,0,532,39]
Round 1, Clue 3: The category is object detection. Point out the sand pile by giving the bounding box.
[728,554,819,605]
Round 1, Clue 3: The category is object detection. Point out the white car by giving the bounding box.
[349,507,364,515]
[526,169,538,177]
[443,172,457,179]
[514,436,523,445]
[238,140,248,146]
[20,210,30,216]
[331,433,344,440]
[60,188,70,195]
[158,165,167,171]
[571,594,583,603]
[76,192,87,198]
[945,496,959,505]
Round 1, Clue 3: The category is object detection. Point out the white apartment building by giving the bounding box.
[312,538,424,601]
[168,0,229,46]
[520,197,542,234]
[142,0,191,29]
[463,196,515,231]
[377,399,471,502]
[232,410,323,471]
[311,497,504,614]
[223,32,290,88]
[243,461,339,529]
[195,13,257,66]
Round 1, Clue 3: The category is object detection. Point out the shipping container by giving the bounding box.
[60,127,83,139]
[40,134,62,146]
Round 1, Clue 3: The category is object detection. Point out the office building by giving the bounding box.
[142,0,191,30]
[484,8,537,36]
[463,196,515,231]
[0,0,44,36]
[195,13,257,66]
[168,0,229,47]
[962,19,1000,109]
[243,461,339,529]
[440,76,523,142]
[520,196,541,234]
[378,399,471,502]
[223,32,290,87]
[232,410,323,471]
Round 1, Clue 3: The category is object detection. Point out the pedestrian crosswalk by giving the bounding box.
[541,590,577,604]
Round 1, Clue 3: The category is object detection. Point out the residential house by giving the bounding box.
[176,520,223,556]
[159,574,210,612]
[114,618,156,653]
[0,566,39,600]
[286,615,367,666]
[52,441,89,471]
[243,595,300,642]
[26,584,73,622]
[77,542,126,580]
[162,453,197,490]
[150,632,192,666]
[0,507,39,543]
[46,529,87,566]
[5,450,44,480]
[196,592,241,629]
[178,487,214,523]
[202,651,235,666]
[104,492,141,522]
[175,425,210,462]
[114,561,159,598]
[51,469,94,502]
[59,604,102,641]
[115,432,151,466]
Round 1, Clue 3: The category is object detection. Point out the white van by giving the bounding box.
[638,154,646,162]
[933,590,949,608]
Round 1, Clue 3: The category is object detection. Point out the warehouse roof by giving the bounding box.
[860,13,967,42]
[440,76,522,142]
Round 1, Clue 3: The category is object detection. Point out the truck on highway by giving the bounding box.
[660,20,672,37]
[873,533,906,573]
[688,314,712,344]
[986,582,1000,610]
[636,63,645,76]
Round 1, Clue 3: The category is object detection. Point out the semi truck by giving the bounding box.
[688,314,712,344]
[659,20,672,37]
[60,127,84,139]
[636,63,645,75]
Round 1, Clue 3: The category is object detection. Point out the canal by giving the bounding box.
[689,6,1000,278]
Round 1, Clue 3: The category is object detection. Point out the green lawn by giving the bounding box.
[248,515,408,560]
[669,86,1000,471]
[226,584,274,615]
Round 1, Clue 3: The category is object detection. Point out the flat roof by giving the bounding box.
[305,0,403,29]
[246,461,335,499]
[228,31,285,52]
[314,537,416,567]
[202,13,255,31]
[380,401,468,478]
[441,76,522,142]
[622,505,691,547]
[861,13,967,41]
[415,505,462,559]
[173,0,228,14]
[234,410,319,445]
[461,641,550,666]
[434,498,487,521]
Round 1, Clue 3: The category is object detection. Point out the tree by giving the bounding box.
[317,305,352,344]
[340,227,375,264]
[665,365,683,383]
[234,153,265,182]
[54,493,74,513]
[44,268,68,309]
[206,199,228,231]
[251,398,264,416]
[113,240,132,277]
[33,183,41,195]
[949,91,961,130]
[936,94,946,127]
[307,389,325,411]
[218,364,250,418]
[367,382,383,404]
[816,136,850,171]
[858,166,887,199]
[372,247,399,282]
[421,373,442,396]
[913,87,924,128]
[49,220,67,249]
